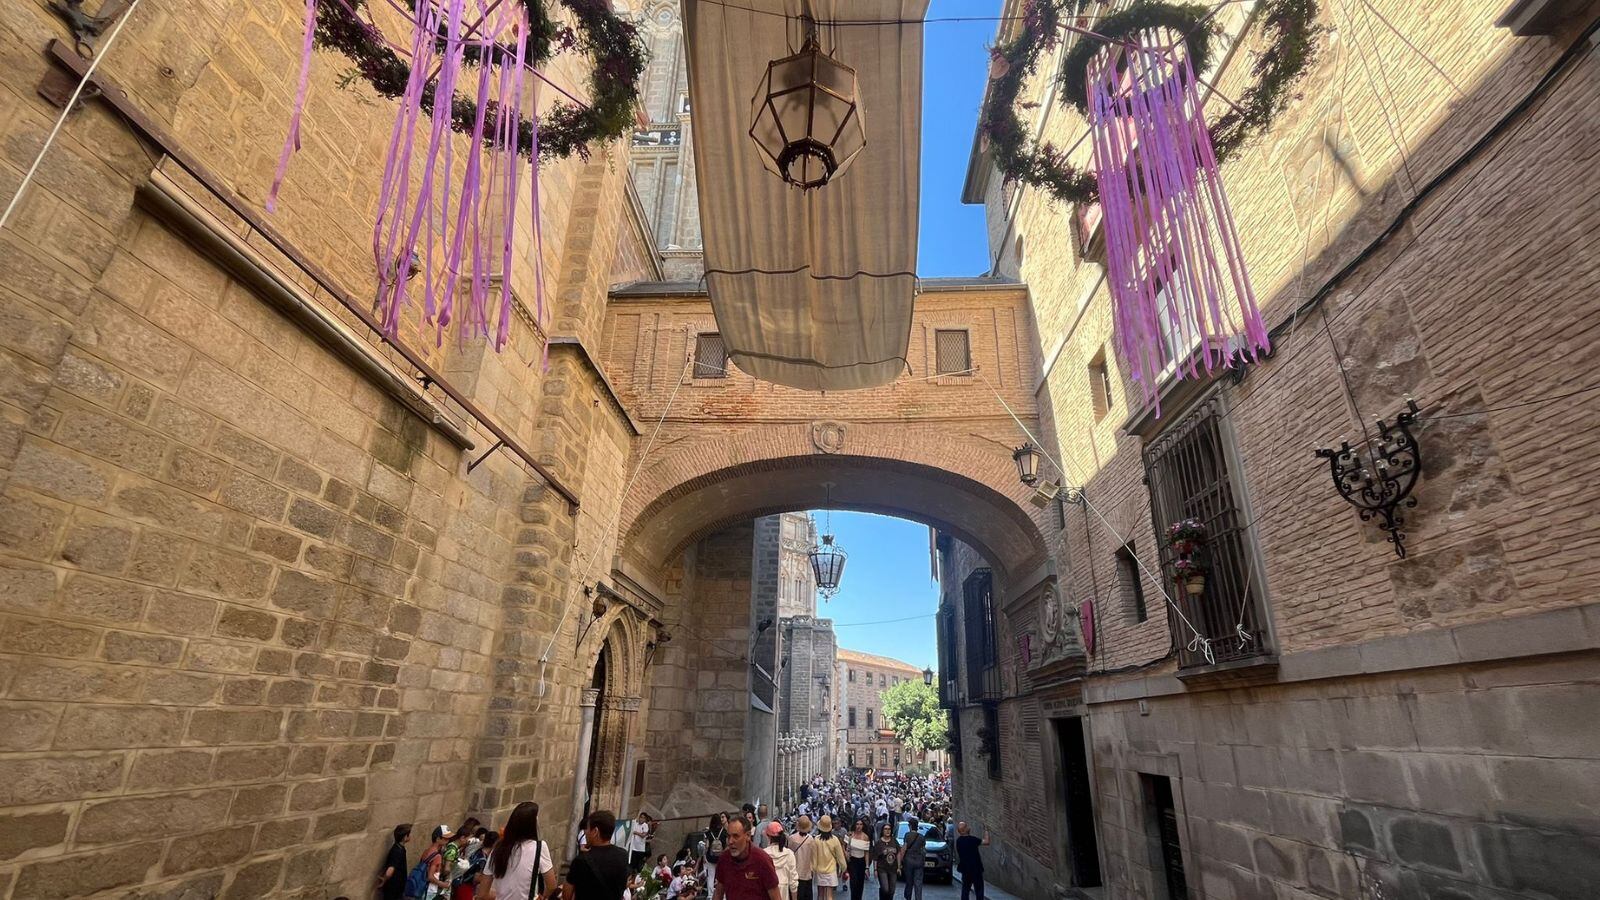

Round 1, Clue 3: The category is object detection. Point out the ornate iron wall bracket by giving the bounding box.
[51,0,134,56]
[1315,398,1423,558]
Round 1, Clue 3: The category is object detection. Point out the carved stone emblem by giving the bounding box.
[810,420,847,454]
[1039,585,1063,648]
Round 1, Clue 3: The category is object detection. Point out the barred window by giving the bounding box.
[983,703,1001,779]
[694,332,728,378]
[848,707,856,728]
[950,710,963,770]
[1142,392,1268,667]
[962,569,999,701]
[935,330,971,375]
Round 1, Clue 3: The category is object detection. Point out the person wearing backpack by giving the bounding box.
[486,802,556,900]
[406,826,454,899]
[378,824,412,900]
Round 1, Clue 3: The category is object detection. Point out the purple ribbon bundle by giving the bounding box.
[1088,31,1267,407]
[270,0,545,354]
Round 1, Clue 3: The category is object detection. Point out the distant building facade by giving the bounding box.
[837,648,941,773]
[754,512,836,806]
[625,0,704,280]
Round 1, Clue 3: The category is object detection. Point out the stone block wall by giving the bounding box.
[642,523,754,818]
[1087,647,1600,900]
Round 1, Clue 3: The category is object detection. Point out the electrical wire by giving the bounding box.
[973,371,1219,664]
[0,0,144,232]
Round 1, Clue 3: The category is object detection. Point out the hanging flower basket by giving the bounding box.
[1165,518,1207,548]
[1173,558,1207,595]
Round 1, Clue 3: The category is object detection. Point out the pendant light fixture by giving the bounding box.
[809,482,847,599]
[748,13,866,190]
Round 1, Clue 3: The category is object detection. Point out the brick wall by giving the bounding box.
[962,1,1600,897]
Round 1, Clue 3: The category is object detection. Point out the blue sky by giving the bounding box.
[808,511,941,667]
[916,0,1002,278]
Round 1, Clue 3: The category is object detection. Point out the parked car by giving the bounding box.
[895,821,951,883]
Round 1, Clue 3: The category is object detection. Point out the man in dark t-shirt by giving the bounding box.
[377,823,410,900]
[712,818,781,900]
[566,810,632,900]
[953,822,990,900]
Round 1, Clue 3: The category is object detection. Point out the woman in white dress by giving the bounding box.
[485,802,557,900]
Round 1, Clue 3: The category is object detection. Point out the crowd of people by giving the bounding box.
[374,768,991,900]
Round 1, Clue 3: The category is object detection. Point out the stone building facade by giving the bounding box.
[624,0,705,281]
[837,649,931,773]
[938,2,1600,899]
[751,511,836,807]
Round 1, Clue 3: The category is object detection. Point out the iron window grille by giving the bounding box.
[936,606,958,708]
[950,709,963,770]
[983,703,1002,778]
[866,709,874,729]
[848,707,856,728]
[935,329,971,375]
[694,332,728,378]
[962,569,1000,701]
[1142,391,1269,667]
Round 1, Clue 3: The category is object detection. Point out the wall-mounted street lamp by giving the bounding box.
[1013,442,1042,486]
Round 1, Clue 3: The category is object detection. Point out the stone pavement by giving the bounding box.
[920,874,1024,900]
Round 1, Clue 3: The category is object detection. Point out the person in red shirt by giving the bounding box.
[713,818,782,900]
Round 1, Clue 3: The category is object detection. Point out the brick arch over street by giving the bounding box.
[615,426,1056,594]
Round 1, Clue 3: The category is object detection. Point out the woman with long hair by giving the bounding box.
[810,816,847,900]
[703,812,728,895]
[762,825,798,900]
[846,819,870,900]
[870,822,899,900]
[486,802,556,900]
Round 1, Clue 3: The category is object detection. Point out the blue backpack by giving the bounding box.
[404,849,440,898]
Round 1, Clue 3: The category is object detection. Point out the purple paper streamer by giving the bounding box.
[267,0,318,213]
[1088,32,1268,411]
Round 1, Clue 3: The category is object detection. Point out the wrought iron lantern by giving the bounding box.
[1315,398,1423,558]
[922,666,934,686]
[749,22,866,190]
[810,534,847,599]
[1013,442,1043,486]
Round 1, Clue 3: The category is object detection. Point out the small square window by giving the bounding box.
[694,332,728,378]
[1090,349,1114,420]
[1117,543,1148,623]
[935,330,971,376]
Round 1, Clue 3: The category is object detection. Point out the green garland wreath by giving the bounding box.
[315,0,646,161]
[979,0,1321,206]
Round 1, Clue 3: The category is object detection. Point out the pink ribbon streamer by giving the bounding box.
[1088,32,1268,411]
[267,0,318,212]
[274,0,548,354]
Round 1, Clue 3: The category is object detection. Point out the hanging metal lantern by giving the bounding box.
[749,23,866,190]
[809,534,847,599]
[1013,442,1042,486]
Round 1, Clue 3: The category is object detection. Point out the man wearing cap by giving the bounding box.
[712,816,782,900]
[790,815,815,900]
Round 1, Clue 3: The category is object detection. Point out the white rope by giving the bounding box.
[973,371,1215,661]
[0,0,144,231]
[529,356,695,715]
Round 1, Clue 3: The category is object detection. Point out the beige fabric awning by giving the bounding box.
[684,0,928,391]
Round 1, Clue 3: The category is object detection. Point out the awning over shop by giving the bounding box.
[683,0,928,391]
